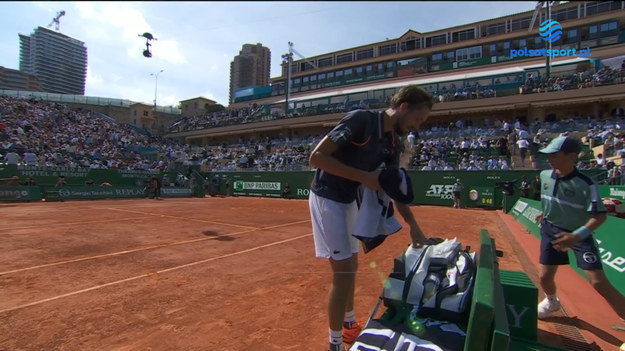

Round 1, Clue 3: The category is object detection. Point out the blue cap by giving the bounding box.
[539,136,582,154]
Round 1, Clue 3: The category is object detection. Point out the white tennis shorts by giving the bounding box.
[309,191,360,261]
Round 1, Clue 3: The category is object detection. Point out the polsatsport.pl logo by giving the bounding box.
[510,19,591,59]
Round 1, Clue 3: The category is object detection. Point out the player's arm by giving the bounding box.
[309,137,380,190]
[394,201,427,247]
[552,213,606,251]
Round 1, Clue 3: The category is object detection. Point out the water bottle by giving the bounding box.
[423,273,441,302]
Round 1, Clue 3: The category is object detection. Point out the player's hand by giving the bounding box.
[551,232,581,252]
[410,226,427,249]
[535,213,543,223]
[362,170,382,191]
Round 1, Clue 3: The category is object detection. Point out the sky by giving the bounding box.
[0,1,538,108]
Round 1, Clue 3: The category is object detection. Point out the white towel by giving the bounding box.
[353,186,402,253]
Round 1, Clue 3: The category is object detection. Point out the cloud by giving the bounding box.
[152,39,186,64]
[85,65,103,85]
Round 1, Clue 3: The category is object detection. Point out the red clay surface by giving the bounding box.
[0,197,566,351]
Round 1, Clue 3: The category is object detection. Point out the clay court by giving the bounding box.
[0,197,576,350]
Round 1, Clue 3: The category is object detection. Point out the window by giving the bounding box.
[336,53,353,64]
[318,57,333,68]
[469,46,482,59]
[519,39,526,47]
[378,62,384,72]
[586,1,622,16]
[344,68,353,76]
[143,111,148,117]
[133,110,137,116]
[428,34,446,47]
[432,53,443,61]
[302,76,309,83]
[510,16,531,31]
[336,70,343,77]
[446,51,455,61]
[589,25,598,39]
[487,22,506,35]
[489,44,497,55]
[356,48,374,60]
[366,64,373,73]
[327,72,334,79]
[453,29,475,42]
[318,73,326,80]
[310,75,317,82]
[552,7,578,22]
[456,48,468,61]
[386,61,394,69]
[534,36,544,48]
[600,21,618,35]
[293,78,301,85]
[380,43,397,56]
[356,66,363,74]
[503,41,511,50]
[566,29,578,43]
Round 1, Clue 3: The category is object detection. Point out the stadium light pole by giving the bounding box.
[150,69,164,108]
[281,52,293,117]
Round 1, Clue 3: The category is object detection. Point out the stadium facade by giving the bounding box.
[19,26,88,95]
[231,1,624,106]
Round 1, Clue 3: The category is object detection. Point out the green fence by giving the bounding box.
[509,197,625,295]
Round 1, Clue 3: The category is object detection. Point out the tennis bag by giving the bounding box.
[382,237,476,323]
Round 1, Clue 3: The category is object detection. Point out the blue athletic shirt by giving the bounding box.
[311,110,402,204]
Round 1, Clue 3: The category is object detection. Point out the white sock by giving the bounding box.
[344,310,356,324]
[329,329,343,345]
[546,293,558,302]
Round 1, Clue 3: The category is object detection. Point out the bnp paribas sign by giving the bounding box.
[233,181,281,191]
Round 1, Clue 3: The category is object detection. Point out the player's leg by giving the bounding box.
[310,192,359,349]
[584,269,625,319]
[538,220,569,318]
[573,238,625,319]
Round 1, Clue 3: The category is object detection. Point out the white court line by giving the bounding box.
[0,232,312,314]
[106,207,259,229]
[0,217,146,232]
[0,219,311,276]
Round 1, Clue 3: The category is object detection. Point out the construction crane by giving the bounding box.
[282,42,319,115]
[528,1,562,80]
[288,41,319,70]
[47,10,66,31]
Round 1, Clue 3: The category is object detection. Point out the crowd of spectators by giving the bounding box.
[520,64,623,94]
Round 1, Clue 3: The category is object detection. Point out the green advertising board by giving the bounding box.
[407,170,540,208]
[161,187,193,197]
[0,165,158,187]
[0,186,42,201]
[203,171,314,199]
[56,186,146,200]
[510,198,625,295]
[599,185,625,201]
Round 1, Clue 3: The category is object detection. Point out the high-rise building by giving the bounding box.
[19,26,87,95]
[229,43,270,105]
